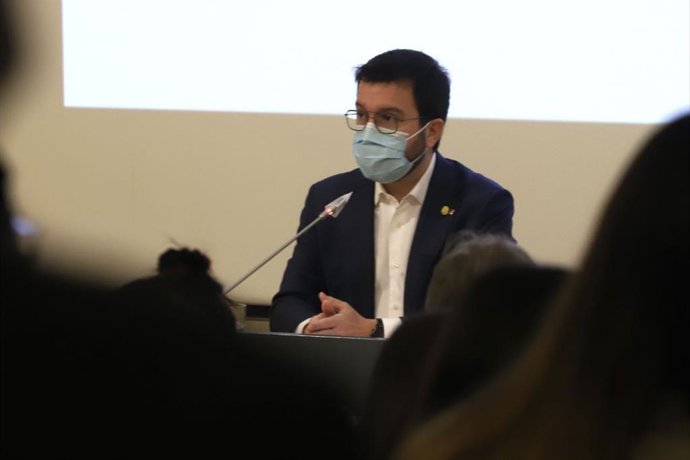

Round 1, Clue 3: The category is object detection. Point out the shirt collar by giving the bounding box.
[374,151,436,206]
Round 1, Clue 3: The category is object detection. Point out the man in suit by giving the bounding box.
[270,49,513,337]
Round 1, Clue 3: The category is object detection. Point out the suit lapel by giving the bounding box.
[405,154,466,313]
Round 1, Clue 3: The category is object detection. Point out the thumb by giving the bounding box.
[319,292,338,316]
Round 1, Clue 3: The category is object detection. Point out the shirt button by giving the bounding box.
[393,305,401,311]
[392,262,400,269]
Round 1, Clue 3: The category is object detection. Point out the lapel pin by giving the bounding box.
[440,205,455,216]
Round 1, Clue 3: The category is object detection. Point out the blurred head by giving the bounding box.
[572,112,690,394]
[157,247,215,281]
[117,247,235,333]
[425,231,535,313]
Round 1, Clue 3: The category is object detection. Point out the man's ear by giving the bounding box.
[426,119,445,149]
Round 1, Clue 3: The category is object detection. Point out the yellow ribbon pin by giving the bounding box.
[441,205,452,216]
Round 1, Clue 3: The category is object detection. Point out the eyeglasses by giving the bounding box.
[344,109,424,135]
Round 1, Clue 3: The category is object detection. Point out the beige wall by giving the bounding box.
[1,0,657,305]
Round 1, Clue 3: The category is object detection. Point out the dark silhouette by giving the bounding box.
[1,3,354,456]
[415,266,568,419]
[395,112,690,460]
[116,247,237,333]
[425,230,534,313]
[357,232,557,460]
[359,266,566,460]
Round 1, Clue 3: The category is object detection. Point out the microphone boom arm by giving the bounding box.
[223,191,353,296]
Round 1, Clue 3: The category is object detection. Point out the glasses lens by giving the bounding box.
[373,113,398,134]
[345,110,400,133]
[345,110,365,131]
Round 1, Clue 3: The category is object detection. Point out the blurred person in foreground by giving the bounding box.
[359,232,566,459]
[0,3,353,457]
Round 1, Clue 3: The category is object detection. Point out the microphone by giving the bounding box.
[223,191,353,295]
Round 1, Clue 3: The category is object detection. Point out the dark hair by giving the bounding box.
[425,231,534,313]
[567,112,689,402]
[117,247,234,332]
[355,49,451,128]
[158,247,213,278]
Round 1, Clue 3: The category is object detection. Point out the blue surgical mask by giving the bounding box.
[352,122,428,183]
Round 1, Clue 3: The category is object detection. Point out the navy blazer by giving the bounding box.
[270,153,514,332]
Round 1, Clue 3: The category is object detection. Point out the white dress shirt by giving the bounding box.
[374,152,436,337]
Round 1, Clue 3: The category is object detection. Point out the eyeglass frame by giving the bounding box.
[344,109,427,135]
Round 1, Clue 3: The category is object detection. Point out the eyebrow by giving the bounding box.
[355,102,405,116]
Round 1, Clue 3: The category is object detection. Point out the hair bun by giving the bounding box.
[157,248,211,276]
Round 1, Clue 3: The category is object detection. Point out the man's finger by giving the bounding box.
[319,292,341,316]
[305,316,336,333]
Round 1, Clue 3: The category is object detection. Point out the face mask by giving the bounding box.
[352,122,428,184]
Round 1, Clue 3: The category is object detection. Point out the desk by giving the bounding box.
[235,331,385,418]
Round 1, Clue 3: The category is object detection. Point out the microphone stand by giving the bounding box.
[223,192,353,296]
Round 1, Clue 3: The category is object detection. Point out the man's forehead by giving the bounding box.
[356,80,416,111]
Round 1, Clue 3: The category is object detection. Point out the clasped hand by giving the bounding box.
[303,292,376,337]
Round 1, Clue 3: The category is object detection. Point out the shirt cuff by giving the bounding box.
[381,317,402,338]
[295,318,311,334]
